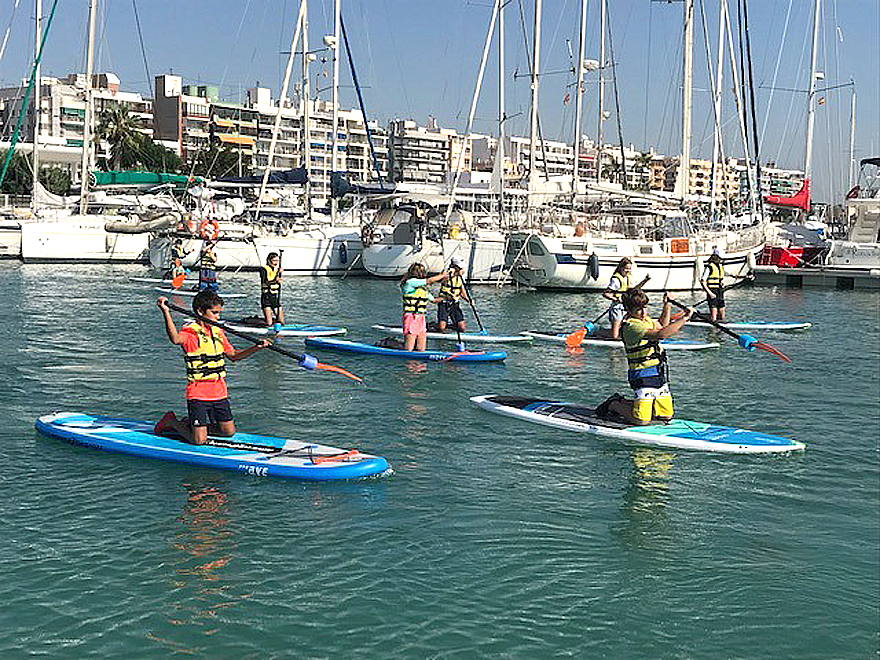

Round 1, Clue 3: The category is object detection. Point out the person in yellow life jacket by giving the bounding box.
[700,251,726,322]
[154,290,270,445]
[198,240,218,292]
[400,262,447,351]
[602,258,650,339]
[597,289,694,425]
[164,238,186,279]
[437,258,471,334]
[260,252,285,326]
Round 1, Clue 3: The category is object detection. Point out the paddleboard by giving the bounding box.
[154,287,247,299]
[36,412,390,480]
[520,331,719,350]
[470,395,805,454]
[225,321,347,337]
[131,276,195,285]
[304,337,507,362]
[687,321,812,331]
[371,324,531,344]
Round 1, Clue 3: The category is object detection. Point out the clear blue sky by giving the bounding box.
[1,0,877,202]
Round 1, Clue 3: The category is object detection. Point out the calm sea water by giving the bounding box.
[0,262,877,658]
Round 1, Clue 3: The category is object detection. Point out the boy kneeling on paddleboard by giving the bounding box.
[597,289,694,425]
[155,291,271,445]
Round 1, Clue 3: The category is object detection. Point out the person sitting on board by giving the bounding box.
[198,240,218,292]
[602,258,650,339]
[400,262,447,351]
[436,258,471,335]
[260,252,285,327]
[154,291,271,445]
[700,250,726,322]
[597,289,694,425]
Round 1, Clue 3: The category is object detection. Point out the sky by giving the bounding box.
[0,0,877,203]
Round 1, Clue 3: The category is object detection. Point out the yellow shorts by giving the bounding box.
[632,385,673,423]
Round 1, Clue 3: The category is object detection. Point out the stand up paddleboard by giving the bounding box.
[686,321,812,331]
[36,412,390,480]
[520,331,719,350]
[154,287,247,299]
[304,337,507,362]
[131,276,195,285]
[225,319,347,337]
[372,324,531,344]
[470,395,804,454]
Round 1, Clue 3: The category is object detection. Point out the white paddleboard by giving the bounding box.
[687,321,812,331]
[372,324,532,344]
[154,287,247,299]
[520,331,719,350]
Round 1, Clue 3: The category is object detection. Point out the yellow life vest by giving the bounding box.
[402,285,430,315]
[170,245,183,267]
[439,273,464,302]
[622,315,664,370]
[201,249,217,270]
[706,261,724,288]
[609,272,631,303]
[261,265,281,294]
[182,322,226,382]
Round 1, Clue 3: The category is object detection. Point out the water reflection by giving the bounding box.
[173,481,234,577]
[616,449,677,550]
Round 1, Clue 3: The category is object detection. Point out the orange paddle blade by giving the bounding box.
[310,449,361,465]
[316,362,363,383]
[565,327,586,348]
[755,341,792,363]
[171,271,186,288]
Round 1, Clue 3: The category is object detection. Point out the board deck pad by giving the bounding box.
[471,395,804,454]
[36,412,390,480]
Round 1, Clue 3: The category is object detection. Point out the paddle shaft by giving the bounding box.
[666,298,739,341]
[165,300,306,363]
[460,280,485,333]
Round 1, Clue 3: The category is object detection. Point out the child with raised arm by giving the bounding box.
[400,262,447,351]
[155,290,270,445]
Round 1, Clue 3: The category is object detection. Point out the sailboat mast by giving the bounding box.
[497,0,506,225]
[709,0,726,222]
[804,0,821,186]
[528,0,541,199]
[330,0,341,223]
[78,0,96,215]
[596,0,606,183]
[572,0,586,200]
[31,0,40,213]
[847,83,856,192]
[680,0,694,199]
[301,0,311,214]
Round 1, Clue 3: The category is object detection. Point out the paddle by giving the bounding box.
[665,296,791,363]
[207,437,362,462]
[565,275,651,348]
[171,267,187,289]
[164,300,364,383]
[460,280,486,335]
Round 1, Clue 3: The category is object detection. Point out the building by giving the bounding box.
[152,74,210,162]
[387,119,464,184]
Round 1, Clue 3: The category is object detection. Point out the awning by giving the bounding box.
[216,134,255,147]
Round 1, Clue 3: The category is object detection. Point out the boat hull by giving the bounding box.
[362,235,507,283]
[20,216,149,263]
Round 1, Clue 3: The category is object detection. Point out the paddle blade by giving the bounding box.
[310,449,361,465]
[171,271,186,288]
[316,362,364,383]
[565,327,586,348]
[755,341,792,363]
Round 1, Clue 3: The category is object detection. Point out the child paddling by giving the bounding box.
[155,290,271,445]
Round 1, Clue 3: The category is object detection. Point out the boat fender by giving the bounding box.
[200,217,220,240]
[300,354,318,370]
[339,241,348,264]
[361,224,373,246]
[738,334,757,351]
[588,253,600,280]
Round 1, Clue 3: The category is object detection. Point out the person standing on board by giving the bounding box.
[163,238,185,279]
[700,251,726,322]
[436,258,471,334]
[597,289,694,425]
[198,240,218,292]
[260,252,285,326]
[602,258,650,339]
[400,262,447,351]
[154,291,270,445]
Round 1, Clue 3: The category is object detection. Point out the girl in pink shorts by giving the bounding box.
[400,263,447,351]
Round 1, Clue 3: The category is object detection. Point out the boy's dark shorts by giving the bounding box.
[706,287,725,308]
[437,301,464,325]
[261,292,281,309]
[187,398,233,427]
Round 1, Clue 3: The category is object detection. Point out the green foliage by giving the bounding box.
[96,104,182,173]
[0,149,71,196]
[188,145,252,179]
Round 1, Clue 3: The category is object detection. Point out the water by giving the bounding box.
[1,262,877,658]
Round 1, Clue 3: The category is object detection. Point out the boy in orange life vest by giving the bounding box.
[154,290,270,445]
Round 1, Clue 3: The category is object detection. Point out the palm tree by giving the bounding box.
[633,152,653,190]
[96,104,142,170]
[602,156,622,184]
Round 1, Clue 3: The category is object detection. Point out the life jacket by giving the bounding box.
[609,272,631,302]
[261,265,281,294]
[439,273,464,302]
[201,249,217,271]
[170,244,183,266]
[706,261,724,288]
[402,284,430,315]
[182,322,226,382]
[622,316,665,371]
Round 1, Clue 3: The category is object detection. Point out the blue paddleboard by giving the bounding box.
[36,412,390,480]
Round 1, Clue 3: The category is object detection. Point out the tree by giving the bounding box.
[96,104,142,170]
[602,156,622,184]
[633,152,653,191]
[0,149,71,196]
[189,144,251,179]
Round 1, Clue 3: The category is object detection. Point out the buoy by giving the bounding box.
[200,217,220,240]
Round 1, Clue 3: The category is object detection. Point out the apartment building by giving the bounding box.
[660,156,741,200]
[387,119,462,184]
